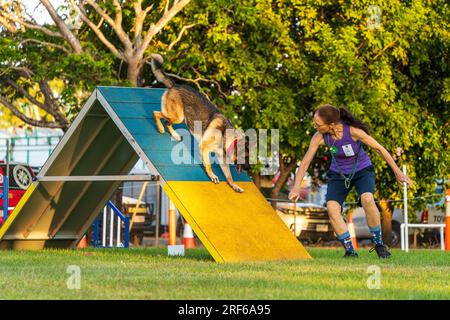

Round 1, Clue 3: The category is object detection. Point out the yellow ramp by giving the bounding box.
[163,181,311,263]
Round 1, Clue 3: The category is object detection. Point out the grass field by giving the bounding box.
[0,247,448,299]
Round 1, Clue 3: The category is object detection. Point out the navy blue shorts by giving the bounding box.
[325,165,375,209]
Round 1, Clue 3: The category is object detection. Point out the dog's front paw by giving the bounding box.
[209,175,220,184]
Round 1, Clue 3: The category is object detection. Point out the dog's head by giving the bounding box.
[225,133,253,175]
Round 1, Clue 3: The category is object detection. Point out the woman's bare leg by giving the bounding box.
[327,200,348,235]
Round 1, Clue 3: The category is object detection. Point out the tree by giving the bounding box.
[1,1,447,233]
[0,0,193,130]
[141,0,449,220]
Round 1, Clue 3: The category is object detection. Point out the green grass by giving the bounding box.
[0,247,448,299]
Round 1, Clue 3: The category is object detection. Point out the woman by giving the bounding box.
[288,104,412,258]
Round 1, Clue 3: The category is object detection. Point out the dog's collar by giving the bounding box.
[226,138,238,157]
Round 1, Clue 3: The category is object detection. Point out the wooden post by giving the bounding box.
[168,199,176,246]
[379,199,392,246]
[129,182,148,231]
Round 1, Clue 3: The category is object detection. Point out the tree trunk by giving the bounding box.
[252,172,261,189]
[114,185,124,215]
[379,199,392,246]
[270,157,296,209]
[127,59,141,87]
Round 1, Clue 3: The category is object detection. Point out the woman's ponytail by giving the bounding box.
[338,107,370,135]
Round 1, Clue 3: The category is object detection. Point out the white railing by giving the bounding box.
[401,165,446,251]
[93,201,130,248]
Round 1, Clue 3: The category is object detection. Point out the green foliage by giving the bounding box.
[145,0,449,208]
[0,23,122,124]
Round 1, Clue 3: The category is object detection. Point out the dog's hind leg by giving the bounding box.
[153,90,184,140]
[164,118,182,141]
[217,147,244,193]
[153,111,182,141]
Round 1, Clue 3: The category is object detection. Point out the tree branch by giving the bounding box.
[168,23,196,50]
[0,1,63,37]
[137,0,192,59]
[0,11,63,38]
[372,39,399,62]
[166,70,226,100]
[133,1,154,47]
[68,0,124,60]
[84,0,132,52]
[189,66,228,98]
[363,39,399,81]
[39,0,83,53]
[0,95,66,129]
[6,79,47,111]
[96,16,105,29]
[143,58,224,99]
[165,0,170,15]
[38,79,58,110]
[144,3,154,15]
[4,78,69,127]
[0,65,34,78]
[0,14,18,32]
[39,79,70,126]
[19,39,71,54]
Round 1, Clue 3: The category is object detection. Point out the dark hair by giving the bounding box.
[315,104,370,135]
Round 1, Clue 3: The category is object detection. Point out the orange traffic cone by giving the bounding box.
[183,223,196,248]
[77,235,87,249]
[347,210,358,250]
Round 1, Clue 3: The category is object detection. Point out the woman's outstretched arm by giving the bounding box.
[350,127,413,187]
[288,132,324,201]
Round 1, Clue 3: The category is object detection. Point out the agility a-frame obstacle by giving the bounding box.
[0,86,310,262]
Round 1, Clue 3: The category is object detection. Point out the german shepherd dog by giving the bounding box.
[150,54,250,193]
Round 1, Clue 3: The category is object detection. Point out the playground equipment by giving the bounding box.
[0,86,310,262]
[0,140,11,224]
[400,165,446,251]
[0,170,8,224]
[92,200,130,248]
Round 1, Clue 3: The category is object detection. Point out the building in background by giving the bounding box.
[0,128,63,168]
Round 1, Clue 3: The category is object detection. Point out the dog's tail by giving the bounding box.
[150,53,175,89]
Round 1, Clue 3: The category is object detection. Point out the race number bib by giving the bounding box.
[342,144,355,157]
